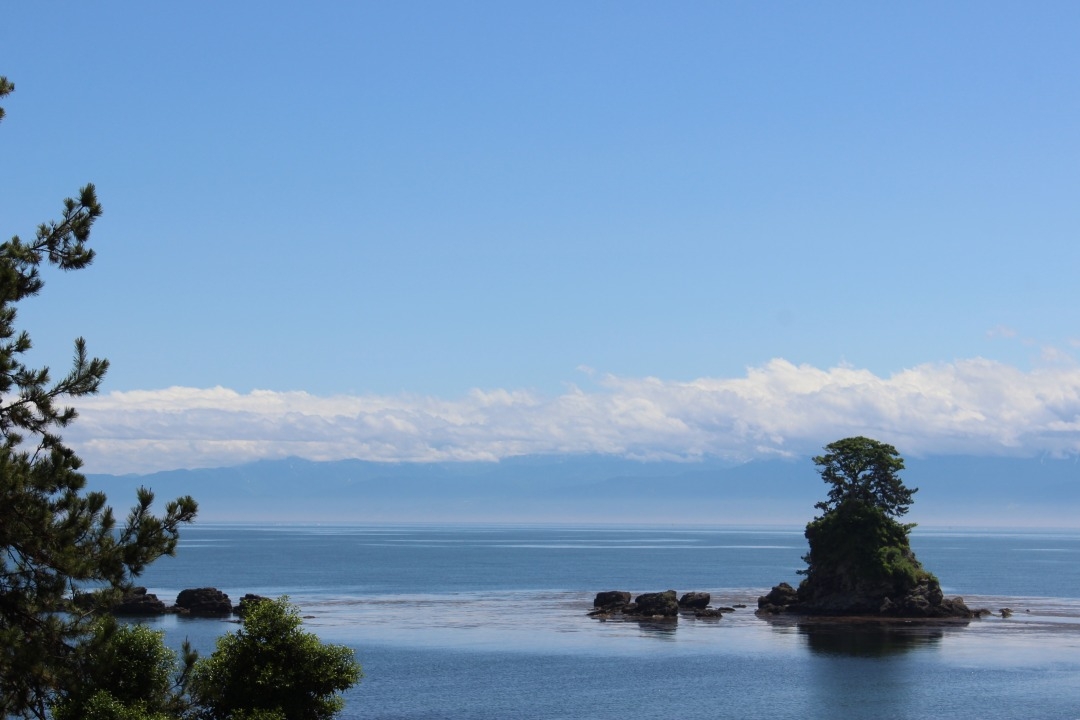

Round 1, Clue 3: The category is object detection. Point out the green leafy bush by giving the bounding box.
[51,622,190,720]
[190,597,362,720]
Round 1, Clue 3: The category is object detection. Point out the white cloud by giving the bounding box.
[65,358,1080,474]
[986,325,1018,339]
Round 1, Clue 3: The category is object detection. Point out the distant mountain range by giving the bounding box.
[85,453,1080,527]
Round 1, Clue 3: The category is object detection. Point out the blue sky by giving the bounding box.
[4,3,1080,473]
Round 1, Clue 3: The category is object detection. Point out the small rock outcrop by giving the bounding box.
[678,591,710,610]
[625,590,679,617]
[593,591,632,612]
[589,590,730,620]
[757,582,799,614]
[175,587,232,616]
[113,587,169,616]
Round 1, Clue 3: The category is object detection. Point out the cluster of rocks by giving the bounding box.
[756,579,977,619]
[91,587,269,618]
[590,590,743,620]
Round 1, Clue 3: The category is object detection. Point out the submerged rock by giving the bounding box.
[694,608,724,618]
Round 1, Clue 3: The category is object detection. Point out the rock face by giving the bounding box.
[757,576,972,619]
[175,587,232,616]
[589,589,728,619]
[693,608,724,618]
[880,577,972,618]
[678,591,711,609]
[593,591,632,612]
[756,582,799,614]
[625,590,679,617]
[113,587,169,616]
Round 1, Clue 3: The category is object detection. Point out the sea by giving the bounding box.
[131,524,1080,720]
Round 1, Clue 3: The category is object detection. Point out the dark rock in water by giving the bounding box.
[790,513,972,618]
[175,587,232,616]
[758,576,972,619]
[694,608,724,618]
[678,591,710,609]
[626,590,679,617]
[883,578,971,619]
[593,591,632,611]
[73,587,168,616]
[235,593,270,618]
[762,582,799,605]
[114,587,168,616]
[894,578,972,617]
[757,582,799,614]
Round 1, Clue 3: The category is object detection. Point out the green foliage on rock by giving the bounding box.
[190,597,362,720]
[0,76,198,719]
[795,437,941,615]
[799,499,932,613]
[812,436,915,517]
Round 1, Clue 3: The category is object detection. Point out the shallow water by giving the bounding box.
[134,524,1080,719]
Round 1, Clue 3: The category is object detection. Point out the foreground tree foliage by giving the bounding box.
[51,622,194,720]
[0,76,198,719]
[1,75,361,720]
[45,597,361,720]
[189,597,362,720]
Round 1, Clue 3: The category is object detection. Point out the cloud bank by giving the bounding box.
[66,358,1080,475]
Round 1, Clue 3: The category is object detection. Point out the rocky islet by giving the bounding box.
[91,587,269,617]
[589,589,738,620]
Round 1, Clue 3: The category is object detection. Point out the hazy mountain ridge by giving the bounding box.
[85,454,1079,527]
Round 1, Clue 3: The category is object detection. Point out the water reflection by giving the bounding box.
[633,617,679,639]
[758,614,975,657]
[796,622,951,656]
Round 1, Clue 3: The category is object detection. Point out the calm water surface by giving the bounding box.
[135,525,1080,719]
